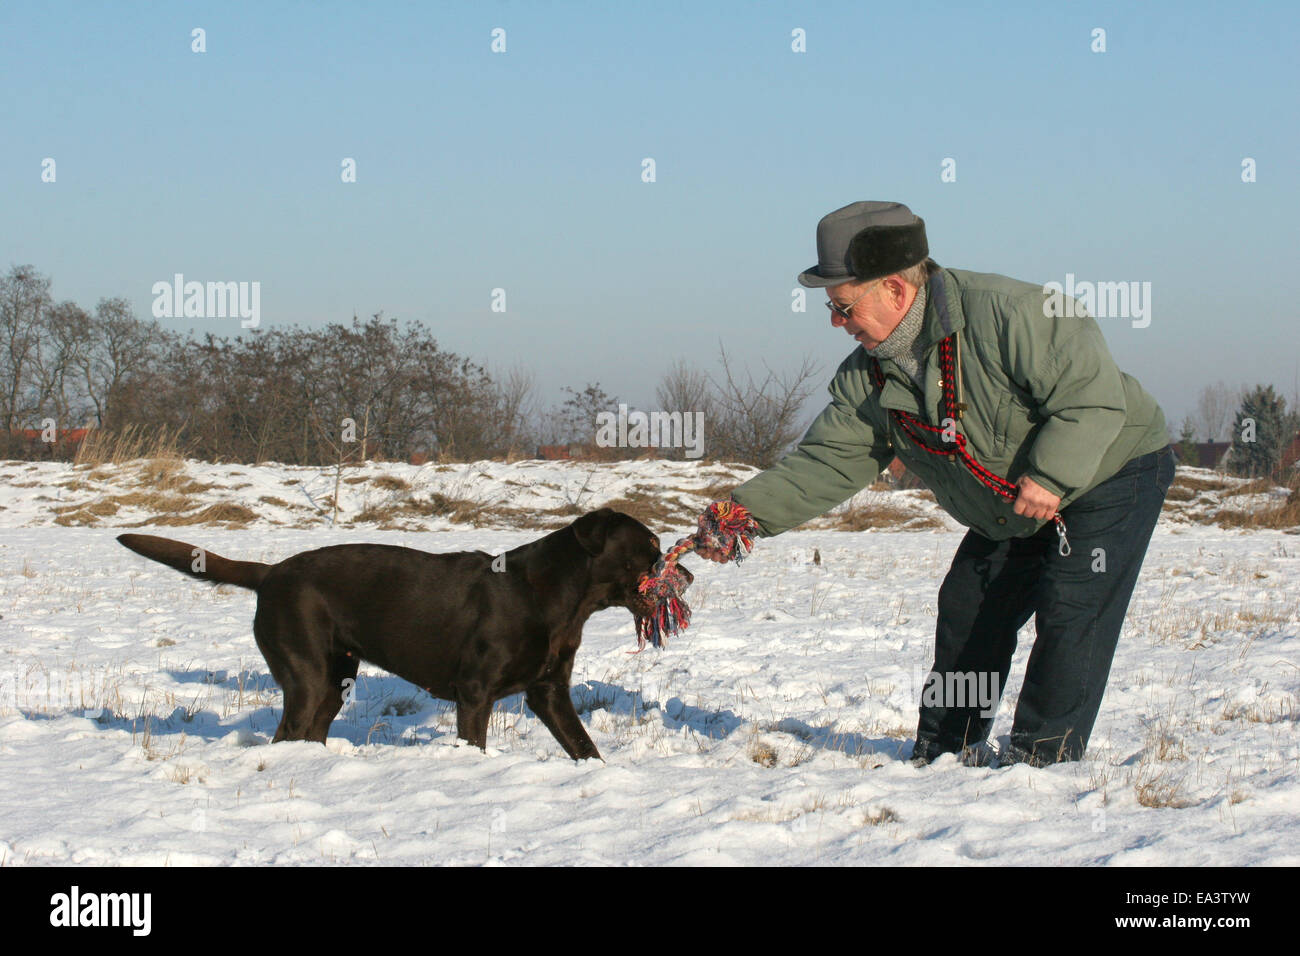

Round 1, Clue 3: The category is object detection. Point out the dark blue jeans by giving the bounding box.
[913,445,1176,765]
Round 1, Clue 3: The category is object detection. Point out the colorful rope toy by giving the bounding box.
[632,500,760,651]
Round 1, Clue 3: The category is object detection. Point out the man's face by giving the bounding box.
[826,277,912,350]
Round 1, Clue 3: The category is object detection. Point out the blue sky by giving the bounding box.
[2,0,1297,433]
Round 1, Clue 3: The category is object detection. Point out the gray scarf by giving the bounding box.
[866,284,928,386]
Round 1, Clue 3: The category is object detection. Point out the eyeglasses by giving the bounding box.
[824,281,878,322]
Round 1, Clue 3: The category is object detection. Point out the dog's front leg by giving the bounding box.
[526,680,601,761]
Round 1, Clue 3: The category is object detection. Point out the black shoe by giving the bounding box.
[997,742,1046,768]
[911,738,979,767]
[958,742,998,767]
[909,739,943,767]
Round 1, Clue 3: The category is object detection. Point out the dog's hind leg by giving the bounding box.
[273,679,319,742]
[254,606,312,742]
[304,653,359,743]
[255,586,339,744]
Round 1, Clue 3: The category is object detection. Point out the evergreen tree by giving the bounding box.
[1228,385,1287,477]
[1176,417,1198,466]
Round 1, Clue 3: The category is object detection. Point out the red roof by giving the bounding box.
[9,427,92,443]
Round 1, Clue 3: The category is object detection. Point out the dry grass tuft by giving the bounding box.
[1221,696,1297,724]
[351,493,496,526]
[1161,468,1299,530]
[1215,482,1300,530]
[53,509,101,526]
[52,499,119,517]
[370,475,410,491]
[108,491,195,512]
[151,502,257,528]
[1170,473,1235,494]
[1221,477,1276,498]
[133,456,189,490]
[1134,767,1196,809]
[748,738,779,768]
[863,806,901,826]
[833,499,944,532]
[700,478,740,502]
[601,491,695,533]
[73,424,186,467]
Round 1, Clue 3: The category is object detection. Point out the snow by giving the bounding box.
[0,458,1296,865]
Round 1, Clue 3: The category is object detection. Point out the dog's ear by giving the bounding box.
[572,508,616,556]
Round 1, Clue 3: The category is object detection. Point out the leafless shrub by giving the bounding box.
[706,345,821,468]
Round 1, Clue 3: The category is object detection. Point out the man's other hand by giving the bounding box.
[1013,475,1061,521]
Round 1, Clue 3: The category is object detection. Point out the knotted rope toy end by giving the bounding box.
[631,501,760,652]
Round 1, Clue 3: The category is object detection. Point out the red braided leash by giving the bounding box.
[632,501,760,652]
[870,335,1071,556]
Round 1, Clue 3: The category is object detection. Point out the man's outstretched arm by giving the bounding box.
[697,370,893,560]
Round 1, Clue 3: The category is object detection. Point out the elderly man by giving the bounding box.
[699,201,1173,767]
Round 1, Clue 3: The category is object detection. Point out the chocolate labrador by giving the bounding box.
[117,508,688,759]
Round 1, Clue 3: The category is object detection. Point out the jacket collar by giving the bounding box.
[873,268,965,419]
[916,266,966,351]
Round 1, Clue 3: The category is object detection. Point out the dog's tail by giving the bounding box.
[117,534,269,590]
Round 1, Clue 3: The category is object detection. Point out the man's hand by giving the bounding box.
[695,542,732,564]
[691,499,757,564]
[1013,475,1061,521]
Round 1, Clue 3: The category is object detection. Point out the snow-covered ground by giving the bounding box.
[0,459,1296,865]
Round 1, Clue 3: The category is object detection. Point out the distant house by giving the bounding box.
[1282,432,1300,471]
[7,427,93,457]
[537,444,585,461]
[1178,435,1300,474]
[1191,441,1231,470]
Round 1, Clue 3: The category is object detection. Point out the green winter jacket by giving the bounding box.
[731,266,1169,541]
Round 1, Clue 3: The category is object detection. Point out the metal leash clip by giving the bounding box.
[1052,515,1071,557]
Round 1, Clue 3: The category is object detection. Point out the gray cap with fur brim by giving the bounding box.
[798,201,929,288]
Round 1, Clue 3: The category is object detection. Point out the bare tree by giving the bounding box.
[29,300,91,429]
[1194,381,1236,443]
[653,359,716,461]
[0,265,52,433]
[75,298,162,428]
[492,364,536,459]
[558,383,624,459]
[707,344,821,468]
